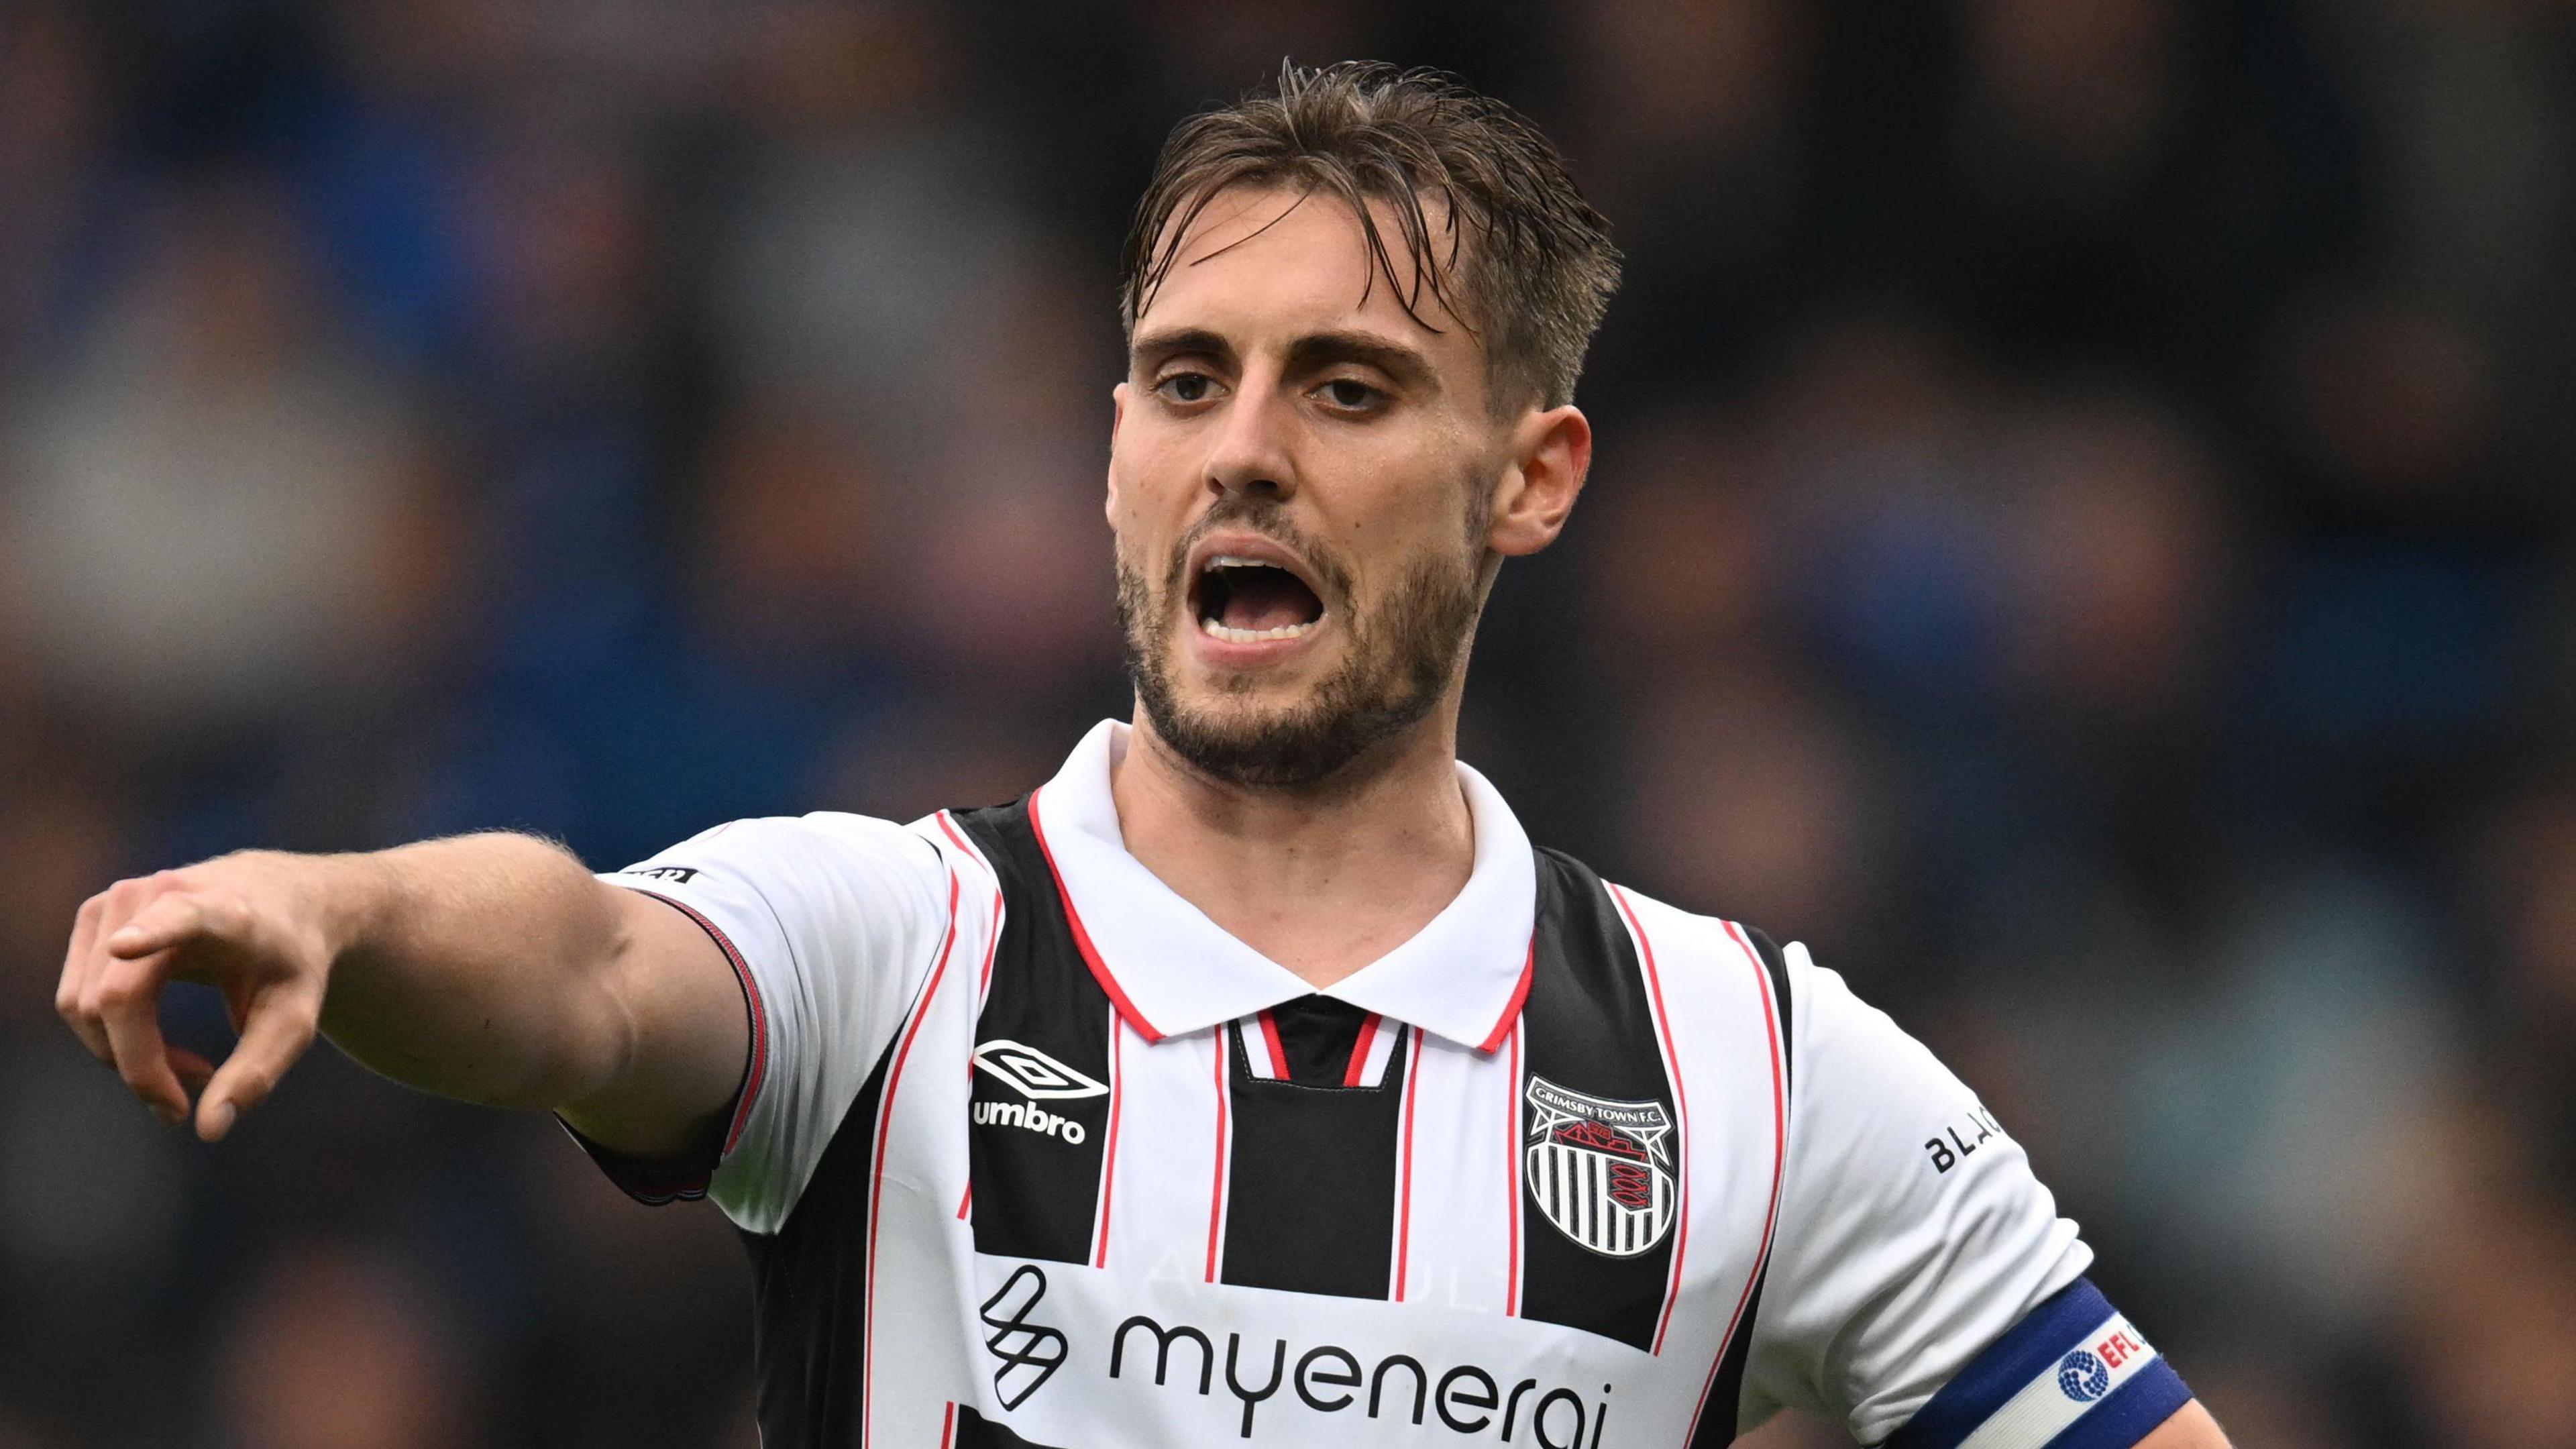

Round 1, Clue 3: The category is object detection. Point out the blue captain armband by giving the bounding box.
[1884,1278,2192,1449]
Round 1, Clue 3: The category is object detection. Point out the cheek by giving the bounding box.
[1104,455,1179,579]
[1109,427,1201,522]
[1360,440,1489,554]
[1104,443,1161,538]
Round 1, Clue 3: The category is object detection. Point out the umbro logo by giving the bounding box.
[973,1040,1110,1100]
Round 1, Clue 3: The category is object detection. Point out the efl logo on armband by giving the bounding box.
[1887,1280,2192,1449]
[1957,1313,2165,1449]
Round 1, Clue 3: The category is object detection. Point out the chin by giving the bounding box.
[1187,647,1334,701]
[1116,541,1474,791]
[1153,659,1322,750]
[1137,651,1434,792]
[1167,677,1318,731]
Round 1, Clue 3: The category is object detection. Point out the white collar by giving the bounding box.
[1025,720,1537,1051]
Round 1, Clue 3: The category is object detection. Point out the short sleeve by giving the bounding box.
[1742,946,2096,1444]
[594,812,953,1235]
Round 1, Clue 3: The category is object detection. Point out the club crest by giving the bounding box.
[1523,1075,1678,1258]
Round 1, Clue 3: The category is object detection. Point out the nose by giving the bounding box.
[1201,376,1297,503]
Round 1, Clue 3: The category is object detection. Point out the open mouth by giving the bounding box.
[1193,555,1326,643]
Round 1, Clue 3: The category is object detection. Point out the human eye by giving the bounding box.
[1312,377,1385,413]
[1153,370,1221,405]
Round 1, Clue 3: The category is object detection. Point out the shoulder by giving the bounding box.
[1556,870,1975,1143]
[606,810,960,944]
[616,810,945,876]
[1542,861,1770,965]
[914,798,1034,888]
[1548,863,1798,1033]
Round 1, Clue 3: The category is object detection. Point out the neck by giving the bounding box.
[1110,700,1477,990]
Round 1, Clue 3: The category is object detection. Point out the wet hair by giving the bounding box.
[1121,60,1622,412]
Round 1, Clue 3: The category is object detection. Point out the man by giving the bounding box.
[58,64,2227,1449]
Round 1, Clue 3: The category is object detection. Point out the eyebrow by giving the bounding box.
[1130,327,1232,372]
[1283,330,1432,388]
[1128,327,1433,390]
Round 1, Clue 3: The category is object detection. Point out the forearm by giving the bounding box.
[64,828,743,1147]
[314,833,635,1110]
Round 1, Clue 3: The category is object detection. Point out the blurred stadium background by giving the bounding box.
[3,1,2573,1446]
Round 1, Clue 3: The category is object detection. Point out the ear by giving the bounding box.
[1106,381,1130,527]
[1487,405,1591,557]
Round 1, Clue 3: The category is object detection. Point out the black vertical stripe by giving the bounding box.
[1263,994,1375,1082]
[740,1036,898,1446]
[1515,851,1680,1351]
[952,802,1115,1266]
[1218,1019,1409,1298]
[1689,1271,1770,1449]
[1692,923,1798,1448]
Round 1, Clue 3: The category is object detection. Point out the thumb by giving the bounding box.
[195,983,322,1143]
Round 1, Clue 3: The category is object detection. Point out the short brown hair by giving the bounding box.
[1121,61,1622,412]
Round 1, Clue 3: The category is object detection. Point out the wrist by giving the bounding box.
[307,849,398,969]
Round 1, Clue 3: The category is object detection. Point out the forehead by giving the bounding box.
[1134,184,1478,366]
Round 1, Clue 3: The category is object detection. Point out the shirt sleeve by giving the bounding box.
[1743,944,2174,1446]
[585,812,953,1235]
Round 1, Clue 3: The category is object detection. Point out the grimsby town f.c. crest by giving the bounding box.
[1524,1075,1678,1258]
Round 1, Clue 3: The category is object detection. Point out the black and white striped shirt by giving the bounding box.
[585,721,2190,1448]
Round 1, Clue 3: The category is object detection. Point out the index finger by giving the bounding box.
[93,948,188,1124]
[56,896,111,1065]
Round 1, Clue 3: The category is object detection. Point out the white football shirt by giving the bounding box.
[580,721,2188,1449]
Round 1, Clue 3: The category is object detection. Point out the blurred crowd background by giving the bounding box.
[3,1,2573,1446]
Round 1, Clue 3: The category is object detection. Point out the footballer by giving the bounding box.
[59,63,2227,1449]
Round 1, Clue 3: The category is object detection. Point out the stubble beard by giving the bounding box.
[1116,502,1487,792]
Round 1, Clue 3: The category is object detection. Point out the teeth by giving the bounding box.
[1199,616,1318,643]
[1206,555,1273,572]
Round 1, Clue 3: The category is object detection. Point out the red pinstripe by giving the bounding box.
[859,866,963,1448]
[1342,1012,1382,1087]
[1257,1009,1289,1079]
[1609,885,1696,1355]
[1683,912,1790,1442]
[933,811,1006,1004]
[1020,789,1135,1271]
[1504,1018,1523,1316]
[1479,941,1536,1053]
[934,811,1006,1229]
[1205,1029,1231,1281]
[1092,1008,1124,1269]
[1026,786,1162,1040]
[1393,1024,1426,1300]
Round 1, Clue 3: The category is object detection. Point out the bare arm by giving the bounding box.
[54,833,747,1158]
